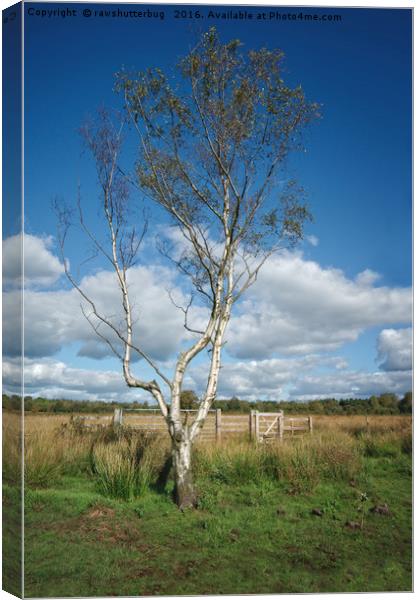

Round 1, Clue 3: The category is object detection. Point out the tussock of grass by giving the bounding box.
[24,431,67,487]
[91,432,169,501]
[361,430,412,458]
[4,413,95,487]
[193,431,362,493]
[2,414,22,485]
[4,412,412,499]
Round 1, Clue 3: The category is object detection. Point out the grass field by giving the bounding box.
[2,412,412,596]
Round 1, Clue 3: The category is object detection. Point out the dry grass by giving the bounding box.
[3,412,93,487]
[3,412,412,496]
[193,429,363,492]
[91,432,169,500]
[2,412,22,485]
[310,414,412,436]
[4,412,170,495]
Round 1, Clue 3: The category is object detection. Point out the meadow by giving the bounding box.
[2,412,412,596]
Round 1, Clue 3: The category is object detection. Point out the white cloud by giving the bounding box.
[2,234,412,402]
[185,355,352,401]
[355,269,381,287]
[3,357,149,402]
[289,369,411,400]
[7,351,408,404]
[3,261,205,361]
[3,234,64,288]
[306,235,319,247]
[377,328,412,371]
[4,235,411,365]
[227,252,411,358]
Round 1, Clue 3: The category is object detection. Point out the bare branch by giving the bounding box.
[166,289,206,336]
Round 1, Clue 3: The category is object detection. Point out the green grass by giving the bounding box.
[91,436,156,501]
[20,452,411,596]
[2,417,411,596]
[3,484,22,597]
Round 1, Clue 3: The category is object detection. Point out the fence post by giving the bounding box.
[113,408,123,428]
[215,409,222,442]
[309,416,313,434]
[279,413,284,442]
[249,410,254,440]
[254,410,260,442]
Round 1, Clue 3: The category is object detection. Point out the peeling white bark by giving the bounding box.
[172,435,196,509]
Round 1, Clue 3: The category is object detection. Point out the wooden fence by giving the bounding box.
[113,408,220,442]
[109,408,313,442]
[71,409,312,442]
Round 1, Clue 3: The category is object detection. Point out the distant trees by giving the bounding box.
[368,393,399,414]
[4,392,412,415]
[180,390,199,410]
[399,391,412,414]
[2,394,22,412]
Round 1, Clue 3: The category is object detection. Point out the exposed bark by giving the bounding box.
[172,436,197,509]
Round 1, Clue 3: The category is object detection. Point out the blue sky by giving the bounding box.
[3,3,412,402]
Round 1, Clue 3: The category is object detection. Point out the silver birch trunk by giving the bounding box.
[171,432,195,509]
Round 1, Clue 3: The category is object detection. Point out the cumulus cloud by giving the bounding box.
[3,262,205,361]
[184,354,352,401]
[377,328,412,371]
[227,252,411,358]
[3,357,149,402]
[2,236,412,365]
[355,269,381,287]
[3,234,64,287]
[289,369,412,401]
[3,353,409,404]
[2,234,412,402]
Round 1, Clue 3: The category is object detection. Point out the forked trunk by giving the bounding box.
[172,437,197,509]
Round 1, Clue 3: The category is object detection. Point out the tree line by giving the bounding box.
[3,390,412,415]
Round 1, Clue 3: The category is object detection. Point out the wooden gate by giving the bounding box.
[251,411,284,442]
[251,411,313,443]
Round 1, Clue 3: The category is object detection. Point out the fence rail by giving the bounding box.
[72,408,313,442]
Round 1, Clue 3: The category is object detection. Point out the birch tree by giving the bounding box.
[59,28,318,509]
